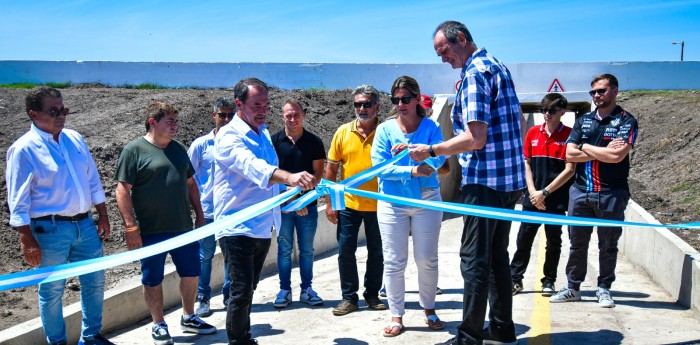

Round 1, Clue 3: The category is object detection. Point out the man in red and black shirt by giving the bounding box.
[550,73,638,308]
[510,93,574,297]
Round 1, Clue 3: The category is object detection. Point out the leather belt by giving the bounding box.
[32,212,90,222]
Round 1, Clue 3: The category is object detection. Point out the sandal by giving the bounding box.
[425,314,445,330]
[383,321,405,337]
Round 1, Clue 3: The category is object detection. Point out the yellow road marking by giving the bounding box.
[528,228,551,345]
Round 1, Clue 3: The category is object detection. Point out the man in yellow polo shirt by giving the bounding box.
[325,84,387,316]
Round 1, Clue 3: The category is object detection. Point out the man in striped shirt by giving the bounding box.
[550,73,638,308]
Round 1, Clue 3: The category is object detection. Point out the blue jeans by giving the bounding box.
[198,218,231,301]
[30,215,105,344]
[337,208,383,303]
[277,206,318,291]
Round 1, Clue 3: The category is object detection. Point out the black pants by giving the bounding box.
[220,235,271,345]
[336,208,383,302]
[457,184,522,345]
[510,205,565,284]
[565,186,630,290]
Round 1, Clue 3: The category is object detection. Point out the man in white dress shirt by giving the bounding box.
[5,87,114,345]
[213,78,317,345]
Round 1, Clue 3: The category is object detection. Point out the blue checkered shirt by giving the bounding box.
[452,48,526,192]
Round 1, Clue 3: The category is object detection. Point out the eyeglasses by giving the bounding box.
[353,101,375,109]
[541,108,562,114]
[390,96,414,105]
[588,88,608,97]
[217,112,235,119]
[44,106,69,117]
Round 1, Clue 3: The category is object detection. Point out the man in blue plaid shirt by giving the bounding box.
[410,20,525,345]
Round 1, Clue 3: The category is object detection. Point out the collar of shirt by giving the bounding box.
[231,114,268,136]
[539,122,565,136]
[31,123,61,144]
[460,47,487,79]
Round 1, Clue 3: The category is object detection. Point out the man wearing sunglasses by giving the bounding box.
[410,20,526,345]
[550,73,638,308]
[6,87,114,345]
[325,85,387,316]
[510,93,574,298]
[187,97,235,317]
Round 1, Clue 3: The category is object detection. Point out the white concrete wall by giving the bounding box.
[1,61,699,99]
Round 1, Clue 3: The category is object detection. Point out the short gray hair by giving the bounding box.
[352,84,380,103]
[213,96,236,112]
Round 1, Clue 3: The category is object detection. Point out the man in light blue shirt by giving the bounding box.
[187,96,235,316]
[213,78,318,345]
[6,87,113,345]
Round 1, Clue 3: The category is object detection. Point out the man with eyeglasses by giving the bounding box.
[270,99,326,309]
[409,20,525,345]
[213,78,317,345]
[510,93,574,298]
[187,97,235,316]
[116,102,216,345]
[550,73,638,308]
[325,85,386,316]
[6,87,114,345]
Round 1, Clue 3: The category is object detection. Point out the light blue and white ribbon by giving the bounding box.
[0,187,301,291]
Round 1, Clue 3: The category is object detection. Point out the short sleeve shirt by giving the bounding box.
[327,119,378,212]
[115,137,195,235]
[452,48,526,192]
[523,123,572,211]
[271,129,326,206]
[566,105,638,192]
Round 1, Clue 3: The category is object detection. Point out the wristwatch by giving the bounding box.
[542,188,550,197]
[578,142,585,151]
[429,144,436,157]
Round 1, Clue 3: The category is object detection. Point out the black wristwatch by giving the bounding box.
[542,188,550,197]
[429,144,436,157]
[578,142,585,151]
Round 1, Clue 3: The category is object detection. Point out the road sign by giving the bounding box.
[548,78,565,93]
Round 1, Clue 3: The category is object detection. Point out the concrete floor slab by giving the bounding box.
[105,215,700,345]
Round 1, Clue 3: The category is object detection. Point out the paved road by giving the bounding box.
[107,213,700,345]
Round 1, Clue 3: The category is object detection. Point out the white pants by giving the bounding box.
[377,188,443,317]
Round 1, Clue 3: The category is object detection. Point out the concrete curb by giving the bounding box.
[0,205,360,345]
[621,200,700,311]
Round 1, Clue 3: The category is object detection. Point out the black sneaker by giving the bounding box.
[512,280,523,295]
[483,326,517,345]
[151,323,174,345]
[181,314,217,334]
[541,281,555,296]
[78,334,115,345]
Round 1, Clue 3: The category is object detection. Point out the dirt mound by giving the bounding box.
[0,86,698,329]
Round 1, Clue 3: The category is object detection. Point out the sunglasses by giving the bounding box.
[217,112,235,119]
[541,108,562,114]
[390,96,414,105]
[353,101,375,109]
[588,88,608,97]
[44,106,69,117]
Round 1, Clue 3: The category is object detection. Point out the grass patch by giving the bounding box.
[123,83,168,90]
[671,181,696,193]
[0,82,71,89]
[622,90,700,100]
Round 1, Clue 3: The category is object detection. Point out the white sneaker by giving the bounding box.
[596,287,615,308]
[274,290,292,308]
[549,287,581,303]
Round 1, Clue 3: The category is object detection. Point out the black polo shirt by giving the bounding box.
[566,105,638,192]
[271,128,326,206]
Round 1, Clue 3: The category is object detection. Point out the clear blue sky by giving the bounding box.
[1,0,698,63]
